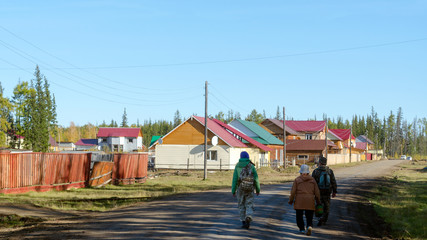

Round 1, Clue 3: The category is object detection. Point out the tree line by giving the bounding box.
[1,67,426,158]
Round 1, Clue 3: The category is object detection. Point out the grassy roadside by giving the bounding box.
[0,214,44,228]
[370,160,427,239]
[0,166,300,212]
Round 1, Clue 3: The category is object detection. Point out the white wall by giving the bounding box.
[155,144,232,170]
[327,154,361,165]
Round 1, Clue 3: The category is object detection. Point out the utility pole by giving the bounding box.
[349,126,352,163]
[325,117,328,159]
[283,107,286,168]
[204,81,208,180]
[365,131,368,161]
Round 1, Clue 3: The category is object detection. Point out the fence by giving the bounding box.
[112,153,148,185]
[1,152,149,194]
[327,153,361,165]
[0,152,91,194]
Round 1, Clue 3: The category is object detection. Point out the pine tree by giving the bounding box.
[275,106,281,120]
[215,111,225,122]
[245,109,264,124]
[121,108,128,127]
[19,66,57,152]
[173,110,182,127]
[226,109,234,123]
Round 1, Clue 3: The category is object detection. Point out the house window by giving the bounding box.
[305,134,313,140]
[207,150,217,161]
[128,138,133,143]
[298,155,309,160]
[113,144,119,152]
[102,138,107,143]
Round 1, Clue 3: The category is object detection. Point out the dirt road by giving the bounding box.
[1,160,405,239]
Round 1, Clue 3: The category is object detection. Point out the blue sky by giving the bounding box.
[1,1,426,126]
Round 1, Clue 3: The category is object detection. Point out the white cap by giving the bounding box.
[299,164,310,174]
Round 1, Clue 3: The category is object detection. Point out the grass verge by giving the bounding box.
[0,167,299,212]
[370,160,427,239]
[0,214,44,228]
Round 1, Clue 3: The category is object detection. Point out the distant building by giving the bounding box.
[58,142,75,151]
[75,139,99,151]
[49,136,59,152]
[97,128,143,152]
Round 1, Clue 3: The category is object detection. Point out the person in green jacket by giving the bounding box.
[231,151,260,229]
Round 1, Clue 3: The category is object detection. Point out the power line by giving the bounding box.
[0,57,201,106]
[0,25,200,93]
[2,36,426,70]
[0,39,202,103]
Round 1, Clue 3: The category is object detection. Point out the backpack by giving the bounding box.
[317,169,331,190]
[239,163,254,193]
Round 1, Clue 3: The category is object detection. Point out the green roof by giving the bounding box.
[150,136,162,146]
[236,119,283,145]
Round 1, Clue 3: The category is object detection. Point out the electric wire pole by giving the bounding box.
[350,126,352,163]
[283,107,286,168]
[204,81,208,180]
[325,117,328,159]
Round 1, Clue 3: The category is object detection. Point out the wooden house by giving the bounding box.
[152,116,271,170]
[97,128,143,152]
[229,119,283,164]
[328,129,364,155]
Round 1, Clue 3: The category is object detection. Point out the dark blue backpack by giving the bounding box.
[318,169,331,190]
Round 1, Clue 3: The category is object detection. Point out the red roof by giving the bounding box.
[97,128,141,138]
[264,119,299,135]
[328,129,355,140]
[211,118,272,152]
[286,139,326,151]
[192,116,247,148]
[285,120,326,132]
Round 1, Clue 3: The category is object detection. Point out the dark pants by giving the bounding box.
[320,193,331,222]
[296,209,314,231]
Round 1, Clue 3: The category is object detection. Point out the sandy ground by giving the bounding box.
[0,159,405,240]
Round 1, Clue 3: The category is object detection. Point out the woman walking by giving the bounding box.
[288,164,321,236]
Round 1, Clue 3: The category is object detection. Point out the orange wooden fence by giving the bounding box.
[0,152,91,194]
[0,152,149,194]
[112,153,148,185]
[88,161,114,187]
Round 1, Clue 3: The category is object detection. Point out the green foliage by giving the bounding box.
[245,109,264,124]
[121,108,128,127]
[21,66,57,152]
[173,110,182,127]
[0,81,13,147]
[141,119,174,148]
[0,214,44,228]
[371,161,427,239]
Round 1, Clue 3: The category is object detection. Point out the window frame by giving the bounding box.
[207,150,218,161]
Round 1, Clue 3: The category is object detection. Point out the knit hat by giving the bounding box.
[319,156,327,165]
[299,164,310,174]
[240,151,249,159]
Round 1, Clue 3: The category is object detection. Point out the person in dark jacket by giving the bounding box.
[231,151,260,229]
[289,164,321,235]
[312,156,337,226]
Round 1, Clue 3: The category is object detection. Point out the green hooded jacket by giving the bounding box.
[231,158,260,194]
